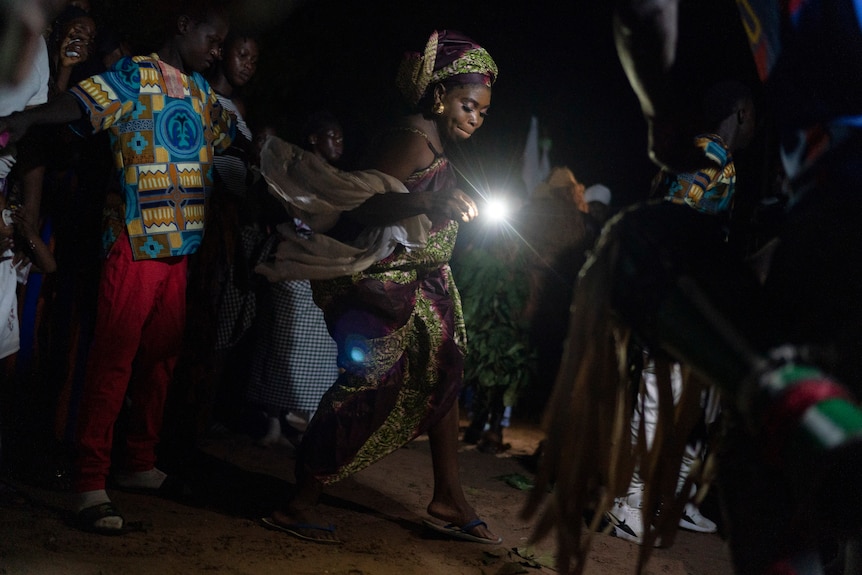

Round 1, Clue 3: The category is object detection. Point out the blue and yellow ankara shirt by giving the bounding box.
[651,133,735,216]
[70,54,234,260]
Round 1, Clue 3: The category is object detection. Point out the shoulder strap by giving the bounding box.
[390,126,443,158]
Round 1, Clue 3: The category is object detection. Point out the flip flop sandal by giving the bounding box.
[260,517,342,544]
[73,502,148,535]
[422,518,503,544]
[74,502,127,536]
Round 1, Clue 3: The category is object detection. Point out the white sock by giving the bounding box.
[284,412,309,433]
[74,490,123,530]
[73,489,111,513]
[114,467,167,490]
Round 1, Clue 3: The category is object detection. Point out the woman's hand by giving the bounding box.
[11,207,56,273]
[429,187,479,223]
[12,205,39,243]
[10,207,36,267]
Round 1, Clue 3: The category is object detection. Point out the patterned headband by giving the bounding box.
[396,30,498,106]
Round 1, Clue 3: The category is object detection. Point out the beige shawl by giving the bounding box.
[254,136,431,282]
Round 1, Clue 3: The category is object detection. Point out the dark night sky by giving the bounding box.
[225,0,758,209]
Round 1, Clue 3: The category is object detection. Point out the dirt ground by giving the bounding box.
[0,418,735,575]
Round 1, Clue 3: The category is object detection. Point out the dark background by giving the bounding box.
[100,0,762,210]
[239,0,662,205]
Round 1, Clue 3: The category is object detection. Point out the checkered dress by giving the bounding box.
[244,274,339,419]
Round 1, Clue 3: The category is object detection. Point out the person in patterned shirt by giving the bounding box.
[0,0,235,535]
[650,79,755,222]
[605,78,755,546]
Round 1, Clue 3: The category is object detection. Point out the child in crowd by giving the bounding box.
[0,192,56,466]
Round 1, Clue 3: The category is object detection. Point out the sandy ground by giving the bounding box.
[0,418,734,575]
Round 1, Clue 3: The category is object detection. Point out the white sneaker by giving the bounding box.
[607,497,645,544]
[678,502,717,533]
[606,490,663,546]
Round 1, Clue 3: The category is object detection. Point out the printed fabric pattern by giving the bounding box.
[652,133,735,215]
[69,54,234,260]
[299,136,467,485]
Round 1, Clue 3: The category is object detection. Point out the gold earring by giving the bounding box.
[433,102,445,115]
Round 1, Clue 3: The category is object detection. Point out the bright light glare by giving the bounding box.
[485,197,510,222]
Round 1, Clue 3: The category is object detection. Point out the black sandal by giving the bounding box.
[74,502,126,535]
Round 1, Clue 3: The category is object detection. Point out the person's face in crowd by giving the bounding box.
[222,37,258,88]
[435,84,491,143]
[178,12,228,74]
[310,123,344,164]
[588,201,610,223]
[60,15,96,63]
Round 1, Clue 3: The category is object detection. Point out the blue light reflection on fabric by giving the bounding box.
[344,334,367,363]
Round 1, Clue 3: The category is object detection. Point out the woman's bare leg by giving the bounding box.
[267,469,339,543]
[426,401,499,541]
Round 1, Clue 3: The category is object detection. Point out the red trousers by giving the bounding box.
[72,232,187,493]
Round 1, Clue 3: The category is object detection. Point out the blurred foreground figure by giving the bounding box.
[524,1,862,574]
[0,0,65,88]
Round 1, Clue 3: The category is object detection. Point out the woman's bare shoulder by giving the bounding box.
[370,122,437,180]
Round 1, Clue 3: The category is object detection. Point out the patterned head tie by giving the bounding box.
[396,29,498,107]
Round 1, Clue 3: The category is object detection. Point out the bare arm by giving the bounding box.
[11,202,56,274]
[0,92,84,145]
[17,163,45,232]
[348,182,478,227]
[347,128,478,226]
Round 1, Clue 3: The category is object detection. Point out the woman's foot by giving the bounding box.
[261,506,341,544]
[426,500,501,543]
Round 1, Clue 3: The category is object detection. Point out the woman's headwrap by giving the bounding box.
[396,29,498,107]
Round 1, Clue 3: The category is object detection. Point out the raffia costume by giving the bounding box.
[524,3,862,575]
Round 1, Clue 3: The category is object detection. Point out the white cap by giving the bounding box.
[584,183,611,205]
